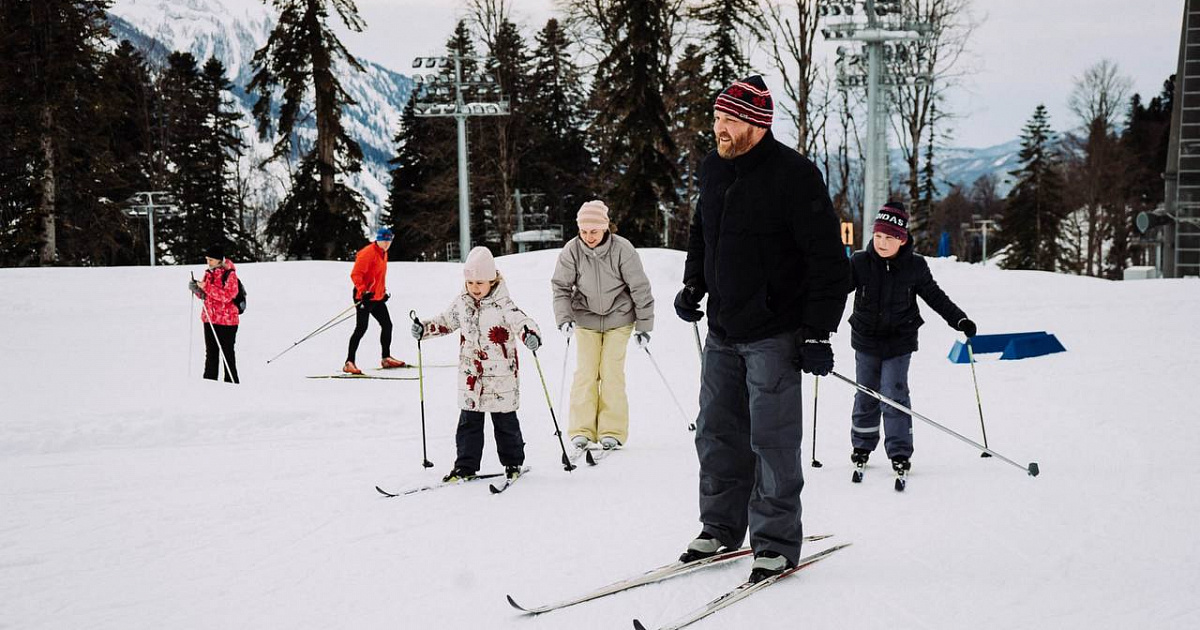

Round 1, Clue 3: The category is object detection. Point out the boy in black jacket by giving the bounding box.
[847,202,976,474]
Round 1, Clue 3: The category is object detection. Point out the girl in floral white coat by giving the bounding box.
[412,246,542,482]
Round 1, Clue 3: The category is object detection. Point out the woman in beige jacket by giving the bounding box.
[551,200,655,452]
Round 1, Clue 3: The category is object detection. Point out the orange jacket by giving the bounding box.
[351,243,388,302]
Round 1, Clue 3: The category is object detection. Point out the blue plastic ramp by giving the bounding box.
[949,331,1066,363]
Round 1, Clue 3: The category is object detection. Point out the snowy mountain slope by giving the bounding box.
[108,0,414,226]
[2,252,1199,629]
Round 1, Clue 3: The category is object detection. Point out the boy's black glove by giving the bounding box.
[957,317,977,338]
[674,286,703,322]
[795,328,834,376]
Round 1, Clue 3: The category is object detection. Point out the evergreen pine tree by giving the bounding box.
[998,105,1067,271]
[523,18,593,240]
[157,52,212,264]
[666,43,715,249]
[476,19,532,253]
[690,0,759,89]
[0,0,121,265]
[590,0,679,247]
[249,0,369,260]
[199,58,253,260]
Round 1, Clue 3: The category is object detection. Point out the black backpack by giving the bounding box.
[222,268,248,314]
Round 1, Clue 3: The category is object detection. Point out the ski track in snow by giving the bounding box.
[2,250,1199,629]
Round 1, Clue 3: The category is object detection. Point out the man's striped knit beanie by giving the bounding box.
[713,75,773,128]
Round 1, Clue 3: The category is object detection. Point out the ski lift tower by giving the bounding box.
[123,191,177,266]
[820,0,933,249]
[411,53,510,261]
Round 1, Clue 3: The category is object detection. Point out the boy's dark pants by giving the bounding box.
[851,350,913,459]
[454,410,525,472]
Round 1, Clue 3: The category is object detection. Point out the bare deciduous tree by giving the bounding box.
[756,0,821,155]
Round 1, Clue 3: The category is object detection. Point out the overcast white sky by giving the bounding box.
[341,0,1183,148]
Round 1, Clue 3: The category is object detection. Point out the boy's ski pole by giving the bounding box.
[642,346,695,432]
[411,311,434,469]
[829,371,1039,477]
[966,340,992,458]
[531,348,577,471]
[266,304,357,364]
[810,376,822,468]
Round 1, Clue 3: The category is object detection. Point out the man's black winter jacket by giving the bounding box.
[683,130,850,343]
[848,239,967,358]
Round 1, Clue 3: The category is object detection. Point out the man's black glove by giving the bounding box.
[358,291,374,308]
[956,317,977,338]
[796,328,834,376]
[674,286,704,323]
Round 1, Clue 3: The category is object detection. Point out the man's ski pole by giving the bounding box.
[966,340,992,458]
[642,346,695,432]
[829,371,1039,477]
[531,348,577,471]
[810,376,823,468]
[266,304,357,364]
[691,322,703,360]
[411,311,434,469]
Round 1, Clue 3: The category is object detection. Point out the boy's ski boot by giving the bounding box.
[851,448,870,483]
[891,456,911,492]
[441,467,476,483]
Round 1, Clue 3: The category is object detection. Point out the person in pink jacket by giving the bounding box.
[189,244,240,383]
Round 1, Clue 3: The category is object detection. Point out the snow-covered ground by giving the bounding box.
[2,250,1199,629]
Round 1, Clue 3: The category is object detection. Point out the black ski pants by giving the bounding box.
[454,410,525,472]
[346,300,393,363]
[203,323,239,383]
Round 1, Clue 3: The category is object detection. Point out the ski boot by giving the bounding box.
[380,357,407,369]
[748,551,794,584]
[679,532,727,563]
[441,467,476,483]
[851,447,870,483]
[891,456,911,492]
[504,465,523,481]
[342,361,363,375]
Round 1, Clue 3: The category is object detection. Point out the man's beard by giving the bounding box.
[716,132,754,159]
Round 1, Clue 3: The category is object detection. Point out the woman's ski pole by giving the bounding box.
[266,304,357,364]
[201,302,235,382]
[531,348,577,471]
[810,376,823,468]
[829,371,1039,477]
[188,274,196,377]
[411,311,433,469]
[966,340,992,458]
[557,336,572,430]
[643,346,696,432]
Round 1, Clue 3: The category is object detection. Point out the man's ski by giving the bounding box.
[631,543,852,630]
[488,467,531,494]
[309,373,419,380]
[506,534,834,615]
[375,472,504,497]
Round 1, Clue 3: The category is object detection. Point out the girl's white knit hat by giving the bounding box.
[576,200,610,230]
[463,246,497,281]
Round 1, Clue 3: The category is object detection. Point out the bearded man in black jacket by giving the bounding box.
[673,75,850,583]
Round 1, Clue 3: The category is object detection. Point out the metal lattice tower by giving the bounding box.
[411,54,510,261]
[819,0,932,248]
[1165,0,1200,277]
